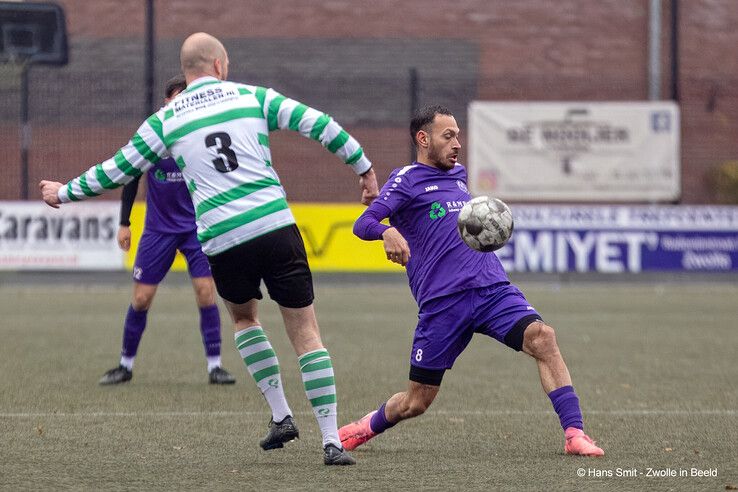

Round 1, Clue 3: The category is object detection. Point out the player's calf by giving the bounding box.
[395,395,432,420]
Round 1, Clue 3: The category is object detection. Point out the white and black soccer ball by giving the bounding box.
[457,196,514,252]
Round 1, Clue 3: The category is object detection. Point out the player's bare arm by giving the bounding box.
[39,180,63,208]
[381,227,410,266]
[359,168,379,205]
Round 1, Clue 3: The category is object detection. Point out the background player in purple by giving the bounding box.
[339,105,604,457]
[99,75,235,386]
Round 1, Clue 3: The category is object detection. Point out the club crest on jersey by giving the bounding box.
[457,180,468,193]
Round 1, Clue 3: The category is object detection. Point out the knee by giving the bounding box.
[194,282,215,306]
[523,322,560,359]
[132,292,154,311]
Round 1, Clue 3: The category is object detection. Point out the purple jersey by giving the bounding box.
[356,162,509,307]
[144,157,196,234]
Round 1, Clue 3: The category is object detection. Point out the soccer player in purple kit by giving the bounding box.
[339,105,604,457]
[99,75,235,386]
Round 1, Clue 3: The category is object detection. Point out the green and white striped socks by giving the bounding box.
[298,348,340,447]
[235,326,292,422]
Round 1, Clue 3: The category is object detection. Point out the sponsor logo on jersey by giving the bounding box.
[445,200,468,213]
[429,202,447,220]
[154,169,185,183]
[172,87,238,114]
[425,185,439,192]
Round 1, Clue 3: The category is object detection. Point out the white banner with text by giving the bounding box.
[0,201,123,270]
[468,101,680,201]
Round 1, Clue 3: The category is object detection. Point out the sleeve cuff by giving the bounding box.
[57,184,70,203]
[367,222,390,240]
[350,155,372,176]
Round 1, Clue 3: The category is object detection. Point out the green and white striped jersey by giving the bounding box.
[58,76,372,255]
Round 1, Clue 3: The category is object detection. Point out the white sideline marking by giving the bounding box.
[0,409,735,418]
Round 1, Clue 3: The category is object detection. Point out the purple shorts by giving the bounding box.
[133,229,211,285]
[410,283,542,371]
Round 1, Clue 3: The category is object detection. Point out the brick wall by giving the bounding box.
[4,0,737,203]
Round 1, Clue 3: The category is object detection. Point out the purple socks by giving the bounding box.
[366,388,583,436]
[548,385,584,431]
[199,305,221,357]
[369,402,397,434]
[121,305,147,357]
[121,305,220,358]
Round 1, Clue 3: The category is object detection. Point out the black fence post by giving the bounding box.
[670,0,679,102]
[144,0,155,116]
[20,63,30,200]
[409,67,419,163]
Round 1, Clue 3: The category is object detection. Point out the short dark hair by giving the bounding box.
[165,74,187,98]
[410,105,454,145]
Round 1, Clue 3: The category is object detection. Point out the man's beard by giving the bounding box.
[428,144,454,171]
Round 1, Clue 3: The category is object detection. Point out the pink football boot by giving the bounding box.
[564,427,605,456]
[339,411,378,451]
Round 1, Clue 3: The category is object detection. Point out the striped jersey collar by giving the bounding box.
[185,76,222,93]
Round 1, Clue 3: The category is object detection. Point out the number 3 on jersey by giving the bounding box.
[205,132,239,172]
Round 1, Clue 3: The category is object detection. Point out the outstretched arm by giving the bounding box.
[39,112,167,207]
[254,86,378,204]
[358,168,379,206]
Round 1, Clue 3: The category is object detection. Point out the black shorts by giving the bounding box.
[207,224,314,308]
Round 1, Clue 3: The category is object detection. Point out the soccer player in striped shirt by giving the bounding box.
[339,105,604,457]
[99,74,235,386]
[39,32,378,466]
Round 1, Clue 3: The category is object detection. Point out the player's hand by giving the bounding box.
[382,227,410,266]
[39,180,63,209]
[359,168,379,205]
[117,226,132,252]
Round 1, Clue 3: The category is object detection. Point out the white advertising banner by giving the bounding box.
[468,101,680,201]
[0,201,124,270]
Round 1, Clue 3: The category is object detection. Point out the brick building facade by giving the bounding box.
[2,0,737,203]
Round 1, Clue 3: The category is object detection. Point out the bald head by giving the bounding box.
[180,32,229,82]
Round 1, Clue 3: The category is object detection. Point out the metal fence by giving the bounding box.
[2,23,738,203]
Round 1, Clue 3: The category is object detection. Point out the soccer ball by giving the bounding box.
[457,196,514,252]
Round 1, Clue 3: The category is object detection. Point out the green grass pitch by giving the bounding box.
[1,275,736,490]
